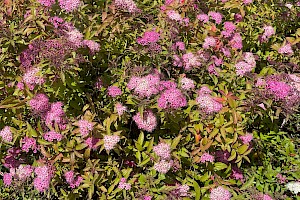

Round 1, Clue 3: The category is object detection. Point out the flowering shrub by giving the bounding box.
[0,0,299,199]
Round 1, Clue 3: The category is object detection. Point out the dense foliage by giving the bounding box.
[0,0,299,199]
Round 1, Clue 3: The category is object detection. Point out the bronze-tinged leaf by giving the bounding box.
[40,146,51,158]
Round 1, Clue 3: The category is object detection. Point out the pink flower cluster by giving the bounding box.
[58,0,81,12]
[65,170,83,188]
[45,102,67,130]
[22,68,45,90]
[85,137,100,150]
[174,53,202,71]
[261,26,275,42]
[167,10,183,22]
[240,133,253,144]
[21,137,37,153]
[29,93,50,115]
[278,43,293,55]
[197,14,209,23]
[172,41,185,51]
[196,87,223,114]
[118,178,131,190]
[127,74,160,98]
[83,40,100,54]
[222,22,236,38]
[158,88,187,109]
[235,52,256,76]
[203,37,216,49]
[43,131,63,142]
[103,135,120,151]
[266,80,291,99]
[143,195,152,200]
[3,165,33,186]
[180,77,195,91]
[153,143,171,160]
[115,0,141,13]
[78,120,93,137]
[231,165,244,181]
[133,110,157,132]
[137,30,160,45]
[107,86,122,97]
[229,33,243,49]
[67,29,84,47]
[154,160,173,174]
[115,102,127,116]
[276,173,287,184]
[200,153,214,163]
[208,11,223,24]
[0,126,12,142]
[37,0,55,7]
[30,94,67,130]
[255,194,273,200]
[210,186,231,200]
[33,165,54,192]
[171,184,190,197]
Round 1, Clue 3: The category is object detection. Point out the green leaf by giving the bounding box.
[171,134,182,149]
[214,162,228,171]
[137,132,144,145]
[193,180,201,200]
[240,176,255,190]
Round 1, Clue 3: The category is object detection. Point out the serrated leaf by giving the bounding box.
[214,162,227,171]
[240,176,255,190]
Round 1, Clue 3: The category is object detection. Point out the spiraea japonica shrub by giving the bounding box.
[0,0,299,199]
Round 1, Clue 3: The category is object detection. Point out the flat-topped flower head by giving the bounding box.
[29,94,50,115]
[78,120,93,137]
[278,43,293,55]
[133,110,157,132]
[58,0,81,12]
[0,126,13,142]
[137,30,160,45]
[65,170,83,188]
[158,88,187,109]
[44,131,63,142]
[203,37,216,49]
[103,135,120,151]
[107,86,122,97]
[210,186,231,200]
[154,160,173,174]
[115,0,141,13]
[240,133,253,144]
[180,77,195,91]
[200,153,214,163]
[153,143,171,159]
[115,102,127,116]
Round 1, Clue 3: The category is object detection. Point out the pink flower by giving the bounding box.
[200,153,214,163]
[107,86,122,97]
[127,74,160,98]
[276,173,287,184]
[222,22,236,38]
[0,126,13,142]
[231,165,244,181]
[3,173,12,186]
[115,0,141,13]
[203,37,216,49]
[118,178,131,190]
[66,29,83,47]
[196,88,223,114]
[261,26,275,42]
[115,102,127,116]
[34,165,54,192]
[103,135,120,151]
[153,143,171,159]
[243,0,253,4]
[23,68,44,90]
[58,0,81,12]
[137,30,160,45]
[78,120,93,137]
[210,186,231,200]
[180,77,195,90]
[182,53,201,70]
[21,137,37,153]
[197,14,209,23]
[29,94,50,115]
[45,102,67,130]
[266,80,291,99]
[167,10,182,22]
[154,160,173,174]
[85,137,100,150]
[133,110,157,132]
[144,196,152,200]
[208,11,223,24]
[37,0,55,7]
[158,88,187,109]
[278,44,293,55]
[235,52,256,76]
[65,170,83,188]
[83,40,100,54]
[15,165,33,181]
[240,133,253,144]
[229,33,243,49]
[43,131,63,142]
